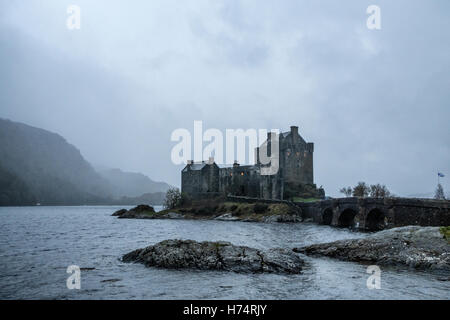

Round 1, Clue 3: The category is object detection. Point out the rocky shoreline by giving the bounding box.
[122,239,305,274]
[112,203,303,223]
[295,226,450,271]
[115,206,449,273]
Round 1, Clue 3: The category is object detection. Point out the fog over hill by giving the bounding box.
[0,118,169,206]
[96,167,172,198]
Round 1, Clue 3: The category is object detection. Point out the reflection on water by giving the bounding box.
[0,206,448,299]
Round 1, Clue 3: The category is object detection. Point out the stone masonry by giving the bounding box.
[181,126,325,200]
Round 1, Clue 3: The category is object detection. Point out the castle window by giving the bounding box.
[240,172,244,176]
[296,152,300,157]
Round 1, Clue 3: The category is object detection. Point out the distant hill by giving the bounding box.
[0,118,169,206]
[112,192,166,206]
[0,118,113,205]
[97,167,171,198]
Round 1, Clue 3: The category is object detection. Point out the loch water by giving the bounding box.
[0,206,448,299]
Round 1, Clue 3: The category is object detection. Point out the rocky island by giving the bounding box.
[115,205,449,274]
[112,202,303,223]
[122,239,305,274]
[295,226,450,271]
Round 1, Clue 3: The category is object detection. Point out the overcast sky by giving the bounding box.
[1,0,449,197]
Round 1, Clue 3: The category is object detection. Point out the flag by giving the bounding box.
[438,172,445,177]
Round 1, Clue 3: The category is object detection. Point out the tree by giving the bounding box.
[339,187,352,197]
[163,188,183,209]
[369,184,391,198]
[352,182,370,198]
[434,183,446,200]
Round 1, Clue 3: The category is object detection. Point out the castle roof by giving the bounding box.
[217,164,233,169]
[182,162,207,172]
[190,163,207,170]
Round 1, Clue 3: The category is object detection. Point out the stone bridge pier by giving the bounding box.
[297,197,450,231]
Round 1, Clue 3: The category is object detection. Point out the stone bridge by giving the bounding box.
[296,197,450,231]
[227,195,450,231]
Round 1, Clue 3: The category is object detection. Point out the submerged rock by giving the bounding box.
[123,239,304,274]
[295,226,450,271]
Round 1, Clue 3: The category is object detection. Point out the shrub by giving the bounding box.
[233,208,243,216]
[439,226,450,242]
[196,207,209,215]
[254,203,268,214]
[435,184,446,200]
[163,188,182,209]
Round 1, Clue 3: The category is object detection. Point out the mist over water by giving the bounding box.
[0,206,448,300]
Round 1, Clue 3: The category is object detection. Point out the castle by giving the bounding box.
[181,126,325,200]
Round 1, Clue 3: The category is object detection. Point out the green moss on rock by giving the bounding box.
[439,226,450,242]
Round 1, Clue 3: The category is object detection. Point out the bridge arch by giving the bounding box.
[337,208,358,228]
[322,208,333,225]
[365,208,387,231]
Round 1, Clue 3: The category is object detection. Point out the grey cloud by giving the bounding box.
[0,0,449,196]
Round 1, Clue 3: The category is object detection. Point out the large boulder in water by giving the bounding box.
[112,209,127,216]
[112,205,155,219]
[294,226,450,271]
[122,239,304,274]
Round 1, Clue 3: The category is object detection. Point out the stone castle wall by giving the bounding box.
[181,126,323,200]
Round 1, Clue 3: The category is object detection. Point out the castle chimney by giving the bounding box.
[187,160,193,165]
[233,160,240,168]
[290,126,298,136]
[208,157,214,164]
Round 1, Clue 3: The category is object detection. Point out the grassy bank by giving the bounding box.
[291,197,321,203]
[157,200,301,221]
